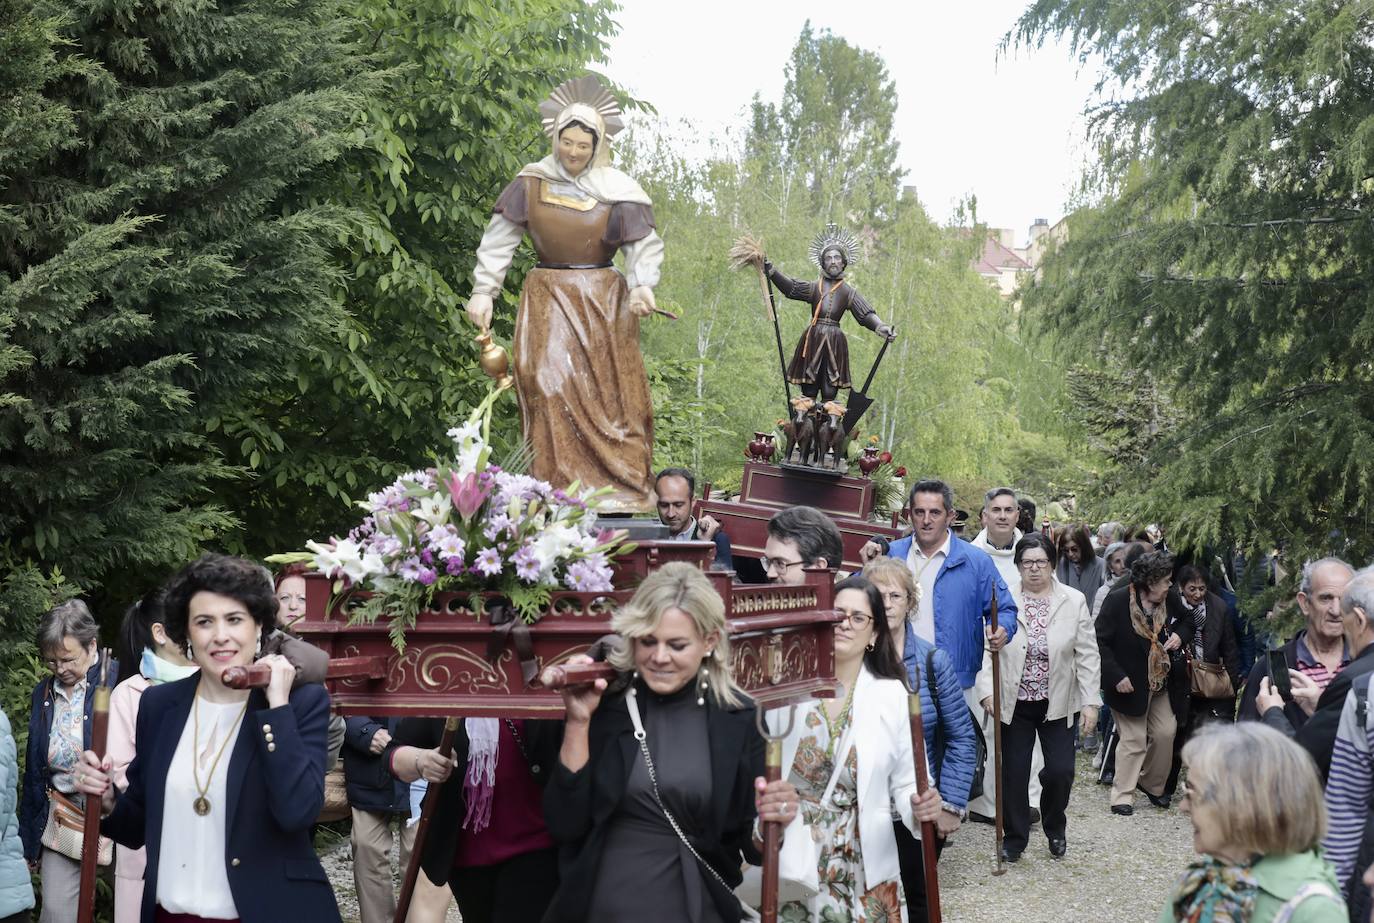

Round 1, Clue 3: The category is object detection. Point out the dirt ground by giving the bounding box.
[323,751,1193,922]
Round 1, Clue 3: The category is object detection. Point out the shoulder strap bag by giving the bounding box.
[626,689,823,914]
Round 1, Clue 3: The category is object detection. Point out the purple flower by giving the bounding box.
[417,567,438,586]
[473,548,503,577]
[565,559,614,593]
[513,544,541,583]
[398,557,423,581]
[445,556,466,576]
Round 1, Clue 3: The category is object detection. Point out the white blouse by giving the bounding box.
[156,696,246,918]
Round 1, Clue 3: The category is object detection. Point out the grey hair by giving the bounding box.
[983,487,1016,509]
[908,478,954,512]
[1342,565,1374,620]
[1299,557,1354,596]
[37,600,99,655]
[1097,521,1124,541]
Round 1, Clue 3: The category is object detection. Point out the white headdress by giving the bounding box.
[516,75,650,206]
[808,223,863,269]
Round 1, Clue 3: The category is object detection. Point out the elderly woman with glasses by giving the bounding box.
[862,557,976,922]
[1160,723,1345,923]
[18,600,112,923]
[975,534,1100,861]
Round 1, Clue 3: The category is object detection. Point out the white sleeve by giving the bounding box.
[622,229,664,289]
[471,214,525,297]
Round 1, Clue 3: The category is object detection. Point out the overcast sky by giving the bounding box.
[602,0,1100,247]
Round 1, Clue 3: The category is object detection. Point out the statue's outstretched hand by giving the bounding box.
[466,292,493,330]
[877,324,896,341]
[628,286,656,317]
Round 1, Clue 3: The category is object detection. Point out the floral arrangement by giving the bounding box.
[271,397,631,649]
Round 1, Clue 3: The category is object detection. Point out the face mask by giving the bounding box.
[140,647,200,685]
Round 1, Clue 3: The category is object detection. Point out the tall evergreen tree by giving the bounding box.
[1012,0,1374,567]
[0,0,378,615]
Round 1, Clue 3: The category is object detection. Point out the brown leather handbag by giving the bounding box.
[1189,657,1235,700]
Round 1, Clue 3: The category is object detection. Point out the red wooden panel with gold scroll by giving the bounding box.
[292,556,841,718]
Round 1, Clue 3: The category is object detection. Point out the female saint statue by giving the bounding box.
[465,76,662,513]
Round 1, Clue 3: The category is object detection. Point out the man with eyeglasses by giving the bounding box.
[762,506,844,586]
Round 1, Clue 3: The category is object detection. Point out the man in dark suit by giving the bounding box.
[655,467,732,571]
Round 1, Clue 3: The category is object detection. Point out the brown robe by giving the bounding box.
[768,267,886,389]
[492,177,656,512]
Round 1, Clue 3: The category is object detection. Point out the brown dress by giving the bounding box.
[768,267,887,389]
[492,176,656,512]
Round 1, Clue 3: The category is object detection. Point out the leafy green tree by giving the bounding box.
[229,0,622,557]
[1,0,378,616]
[1012,0,1374,565]
[746,22,904,224]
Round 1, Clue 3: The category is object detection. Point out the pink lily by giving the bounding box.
[447,470,491,522]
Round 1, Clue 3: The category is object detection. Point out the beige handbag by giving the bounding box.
[1189,659,1234,700]
[41,790,113,866]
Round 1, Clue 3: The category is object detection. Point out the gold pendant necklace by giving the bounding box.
[191,694,249,817]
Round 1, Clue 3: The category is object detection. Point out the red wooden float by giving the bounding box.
[286,541,841,716]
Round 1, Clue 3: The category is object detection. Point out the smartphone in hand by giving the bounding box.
[1267,648,1293,702]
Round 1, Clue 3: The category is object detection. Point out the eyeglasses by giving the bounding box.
[1019,559,1051,570]
[44,655,84,670]
[761,557,806,574]
[880,591,908,604]
[837,611,873,629]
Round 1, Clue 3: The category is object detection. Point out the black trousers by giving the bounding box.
[1001,698,1075,854]
[447,846,559,923]
[1165,694,1235,796]
[894,819,945,923]
[0,911,33,923]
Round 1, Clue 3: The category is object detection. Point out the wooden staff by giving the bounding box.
[393,716,460,923]
[908,682,942,921]
[990,584,1007,876]
[753,706,795,923]
[76,650,111,923]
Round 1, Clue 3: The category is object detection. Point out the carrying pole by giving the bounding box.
[393,717,461,923]
[990,584,1007,876]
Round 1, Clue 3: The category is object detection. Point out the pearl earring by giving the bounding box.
[185,641,193,660]
[255,633,262,658]
[696,665,709,707]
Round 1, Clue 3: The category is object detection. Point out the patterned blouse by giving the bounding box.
[1017,595,1053,702]
[47,675,88,794]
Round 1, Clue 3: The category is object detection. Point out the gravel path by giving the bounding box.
[938,752,1193,922]
[323,751,1193,922]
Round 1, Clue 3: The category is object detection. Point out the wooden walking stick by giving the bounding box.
[756,707,796,923]
[908,672,943,922]
[393,717,460,923]
[990,584,1007,876]
[76,650,112,923]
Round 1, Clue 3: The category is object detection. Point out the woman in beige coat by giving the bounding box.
[975,533,1100,861]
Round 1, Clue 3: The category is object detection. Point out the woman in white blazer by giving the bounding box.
[975,533,1101,862]
[762,575,942,922]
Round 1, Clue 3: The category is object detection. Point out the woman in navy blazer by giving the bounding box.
[74,554,338,923]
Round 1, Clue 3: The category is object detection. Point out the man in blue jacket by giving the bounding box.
[886,478,1017,824]
[884,479,1017,686]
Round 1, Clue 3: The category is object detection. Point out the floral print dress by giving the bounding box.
[778,704,904,923]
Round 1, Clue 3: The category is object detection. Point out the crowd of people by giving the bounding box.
[1,473,1371,923]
